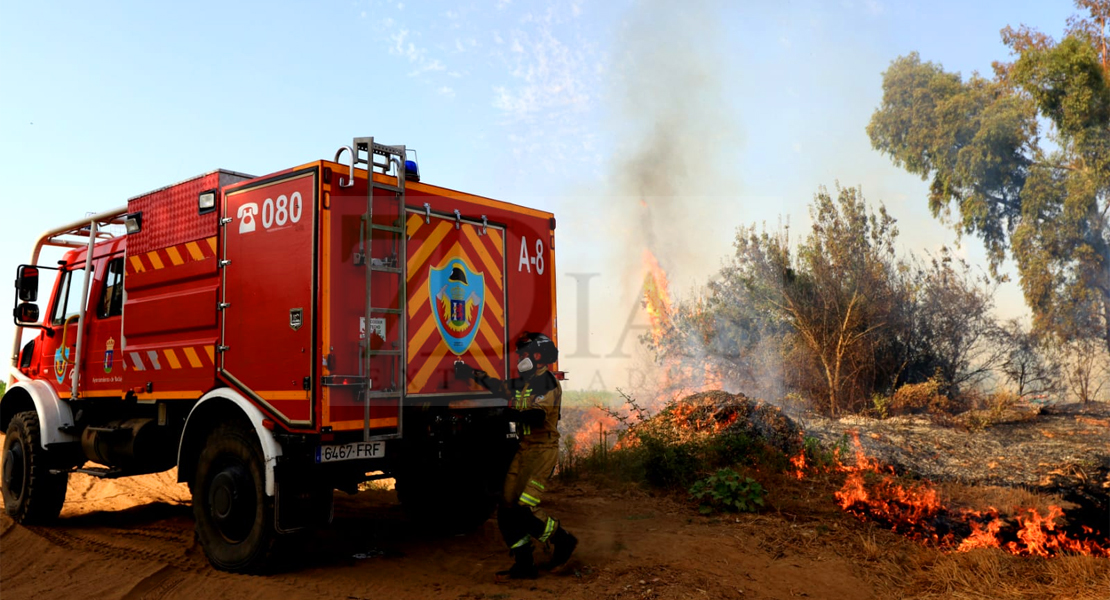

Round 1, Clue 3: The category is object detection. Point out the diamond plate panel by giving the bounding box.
[126,170,252,254]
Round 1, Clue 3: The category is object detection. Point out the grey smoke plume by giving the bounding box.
[600,0,760,402]
[610,0,742,286]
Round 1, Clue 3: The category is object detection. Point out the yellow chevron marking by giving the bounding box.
[462,225,503,283]
[468,343,499,379]
[146,251,165,270]
[410,241,504,328]
[406,221,452,278]
[183,346,203,368]
[406,213,423,238]
[408,276,429,319]
[129,255,146,273]
[408,314,438,363]
[163,348,182,369]
[165,246,185,266]
[489,228,503,255]
[483,285,505,328]
[206,237,217,255]
[480,320,504,360]
[409,340,449,393]
[185,241,205,261]
[205,345,215,363]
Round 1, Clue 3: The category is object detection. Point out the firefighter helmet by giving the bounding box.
[515,332,558,365]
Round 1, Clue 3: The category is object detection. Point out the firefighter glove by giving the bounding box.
[454,361,475,381]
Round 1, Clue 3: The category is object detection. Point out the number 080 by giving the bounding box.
[261,192,303,229]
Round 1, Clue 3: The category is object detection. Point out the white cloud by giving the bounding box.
[454,37,478,53]
[488,17,601,172]
[437,86,456,98]
[408,59,445,77]
[497,0,513,9]
[388,28,449,80]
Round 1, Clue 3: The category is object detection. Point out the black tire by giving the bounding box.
[2,411,68,524]
[192,422,276,573]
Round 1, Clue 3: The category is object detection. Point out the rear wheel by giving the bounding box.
[192,422,276,573]
[2,411,68,524]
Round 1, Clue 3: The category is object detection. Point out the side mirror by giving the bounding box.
[14,302,39,324]
[16,265,39,302]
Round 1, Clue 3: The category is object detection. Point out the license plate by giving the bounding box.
[315,441,386,463]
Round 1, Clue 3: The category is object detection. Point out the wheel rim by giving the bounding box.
[207,462,256,543]
[3,439,26,500]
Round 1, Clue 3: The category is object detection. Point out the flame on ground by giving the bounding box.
[803,432,1110,558]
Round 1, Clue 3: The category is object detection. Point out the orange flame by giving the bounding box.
[642,249,672,348]
[641,249,725,398]
[827,432,1110,557]
[789,451,807,480]
[570,406,621,453]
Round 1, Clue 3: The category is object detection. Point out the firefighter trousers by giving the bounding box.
[498,435,559,550]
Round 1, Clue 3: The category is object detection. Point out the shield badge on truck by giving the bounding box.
[430,258,485,355]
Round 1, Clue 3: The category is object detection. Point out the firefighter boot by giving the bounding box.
[496,544,539,581]
[545,527,577,569]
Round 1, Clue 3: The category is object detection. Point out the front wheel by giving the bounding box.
[192,422,276,573]
[2,411,68,524]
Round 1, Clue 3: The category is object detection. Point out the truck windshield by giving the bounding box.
[51,267,87,325]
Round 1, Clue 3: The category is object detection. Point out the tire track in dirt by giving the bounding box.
[120,565,186,600]
[0,518,15,540]
[26,525,205,572]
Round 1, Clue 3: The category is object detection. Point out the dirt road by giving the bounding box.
[1,467,879,600]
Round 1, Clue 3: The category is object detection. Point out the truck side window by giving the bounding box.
[97,258,124,319]
[51,267,87,325]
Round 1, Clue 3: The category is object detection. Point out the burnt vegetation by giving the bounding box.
[648,183,1107,417]
[556,5,1110,594]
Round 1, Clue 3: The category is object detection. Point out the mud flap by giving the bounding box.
[274,467,334,534]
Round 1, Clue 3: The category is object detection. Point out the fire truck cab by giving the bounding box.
[1,137,559,572]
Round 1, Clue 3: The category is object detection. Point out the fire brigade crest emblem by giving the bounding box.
[429,258,485,355]
[54,347,69,384]
[104,337,115,373]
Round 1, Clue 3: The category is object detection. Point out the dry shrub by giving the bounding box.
[955,389,1040,431]
[987,389,1020,416]
[890,378,950,415]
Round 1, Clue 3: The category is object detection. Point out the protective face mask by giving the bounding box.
[517,356,534,374]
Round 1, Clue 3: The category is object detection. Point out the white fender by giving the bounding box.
[4,370,79,449]
[178,388,283,496]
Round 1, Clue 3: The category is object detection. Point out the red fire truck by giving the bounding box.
[1,137,559,572]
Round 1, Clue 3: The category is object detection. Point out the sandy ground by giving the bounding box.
[0,465,880,600]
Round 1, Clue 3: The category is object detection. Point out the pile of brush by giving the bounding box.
[644,390,804,456]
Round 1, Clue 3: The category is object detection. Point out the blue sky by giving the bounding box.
[0,0,1076,390]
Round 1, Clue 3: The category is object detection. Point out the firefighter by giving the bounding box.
[454,332,577,580]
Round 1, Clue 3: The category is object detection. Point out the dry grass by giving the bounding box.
[936,483,1067,516]
[876,547,1110,600]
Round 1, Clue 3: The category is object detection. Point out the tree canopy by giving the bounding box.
[867,0,1110,352]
